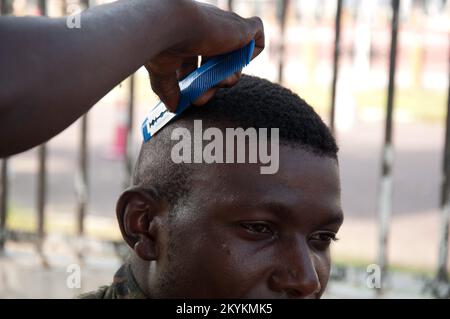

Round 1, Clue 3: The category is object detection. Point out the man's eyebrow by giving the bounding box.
[321,211,344,226]
[254,201,344,226]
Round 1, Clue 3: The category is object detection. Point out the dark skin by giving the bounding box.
[0,0,264,157]
[117,146,343,298]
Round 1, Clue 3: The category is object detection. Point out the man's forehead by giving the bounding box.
[188,146,340,207]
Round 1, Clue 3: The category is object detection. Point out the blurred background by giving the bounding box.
[0,0,449,298]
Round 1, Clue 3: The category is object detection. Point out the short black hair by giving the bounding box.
[133,75,338,211]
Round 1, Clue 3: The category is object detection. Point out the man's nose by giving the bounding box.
[268,240,321,298]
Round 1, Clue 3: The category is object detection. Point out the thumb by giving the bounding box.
[146,65,181,112]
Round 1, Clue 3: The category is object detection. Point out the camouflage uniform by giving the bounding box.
[78,263,146,299]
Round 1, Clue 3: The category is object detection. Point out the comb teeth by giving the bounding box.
[141,40,255,142]
[187,52,245,101]
[176,40,254,114]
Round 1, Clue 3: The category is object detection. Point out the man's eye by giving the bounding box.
[241,222,273,235]
[310,232,338,247]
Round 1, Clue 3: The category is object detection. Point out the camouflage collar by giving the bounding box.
[103,263,147,299]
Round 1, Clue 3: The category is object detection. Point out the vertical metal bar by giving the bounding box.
[329,0,343,135]
[227,0,233,11]
[36,0,49,267]
[0,0,12,255]
[76,0,91,259]
[124,75,135,188]
[277,0,289,84]
[76,115,88,239]
[377,0,400,293]
[37,0,48,259]
[36,145,47,255]
[0,160,7,252]
[38,0,47,16]
[435,51,450,298]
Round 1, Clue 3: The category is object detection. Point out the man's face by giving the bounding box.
[152,145,343,298]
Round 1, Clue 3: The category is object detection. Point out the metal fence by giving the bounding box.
[0,0,449,298]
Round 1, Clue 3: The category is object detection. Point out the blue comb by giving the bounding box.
[141,39,255,142]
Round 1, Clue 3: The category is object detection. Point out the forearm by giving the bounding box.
[0,0,189,157]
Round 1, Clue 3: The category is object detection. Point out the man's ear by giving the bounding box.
[116,186,164,261]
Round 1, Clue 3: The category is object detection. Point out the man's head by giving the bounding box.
[116,75,343,298]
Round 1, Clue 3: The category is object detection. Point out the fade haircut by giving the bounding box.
[133,75,338,213]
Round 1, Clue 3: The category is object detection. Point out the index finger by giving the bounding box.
[245,16,265,60]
